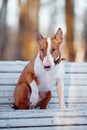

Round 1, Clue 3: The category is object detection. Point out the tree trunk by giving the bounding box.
[0,0,8,60]
[65,0,75,61]
[18,0,40,60]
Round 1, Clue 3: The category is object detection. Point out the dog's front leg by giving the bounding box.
[56,79,65,109]
[30,81,39,106]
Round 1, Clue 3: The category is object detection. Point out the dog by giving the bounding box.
[12,27,65,110]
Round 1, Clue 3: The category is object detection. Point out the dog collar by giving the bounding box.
[54,53,61,65]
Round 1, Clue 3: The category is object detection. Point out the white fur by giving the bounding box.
[30,81,39,105]
[47,38,51,54]
[43,38,55,69]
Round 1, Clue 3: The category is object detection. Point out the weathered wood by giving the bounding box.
[1,73,87,80]
[1,126,87,130]
[0,109,87,118]
[0,78,87,85]
[0,61,87,130]
[0,61,87,73]
[0,110,87,129]
[0,85,87,91]
[1,89,87,97]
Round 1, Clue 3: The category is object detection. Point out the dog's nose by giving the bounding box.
[44,65,51,71]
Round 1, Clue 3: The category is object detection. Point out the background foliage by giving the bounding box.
[0,0,87,62]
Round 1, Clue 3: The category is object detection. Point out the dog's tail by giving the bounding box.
[11,103,18,110]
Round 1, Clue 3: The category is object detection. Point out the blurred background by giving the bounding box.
[0,0,87,62]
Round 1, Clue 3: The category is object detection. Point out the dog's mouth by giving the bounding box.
[44,65,51,71]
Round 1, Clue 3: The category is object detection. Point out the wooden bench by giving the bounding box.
[0,61,87,130]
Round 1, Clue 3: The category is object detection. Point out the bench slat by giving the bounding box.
[0,61,87,73]
[0,73,87,80]
[0,85,87,91]
[0,97,87,104]
[1,126,87,130]
[0,116,87,128]
[0,109,87,118]
[0,90,87,98]
[1,104,87,111]
[0,61,87,66]
[0,67,87,73]
[0,78,87,85]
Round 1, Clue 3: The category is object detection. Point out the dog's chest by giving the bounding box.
[34,54,64,92]
[35,69,56,91]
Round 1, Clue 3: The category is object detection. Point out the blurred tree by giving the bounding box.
[0,0,8,60]
[65,0,75,61]
[83,11,87,61]
[0,0,86,61]
[18,0,40,60]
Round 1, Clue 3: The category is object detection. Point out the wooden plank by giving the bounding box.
[0,78,87,85]
[0,103,87,111]
[1,126,87,130]
[64,62,87,67]
[1,73,87,80]
[48,102,87,109]
[0,85,15,91]
[0,66,87,73]
[0,102,87,109]
[0,85,87,91]
[0,109,87,118]
[64,79,87,85]
[0,61,87,67]
[0,61,28,65]
[0,89,87,98]
[0,62,87,73]
[48,103,87,109]
[1,62,83,70]
[0,73,21,78]
[0,95,87,104]
[0,66,86,73]
[0,116,87,128]
[65,74,87,79]
[0,84,87,103]
[0,66,24,73]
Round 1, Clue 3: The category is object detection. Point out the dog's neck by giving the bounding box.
[54,53,61,65]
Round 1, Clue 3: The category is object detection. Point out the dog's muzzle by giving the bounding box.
[43,56,52,71]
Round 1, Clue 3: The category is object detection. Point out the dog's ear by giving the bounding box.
[35,29,44,44]
[54,28,63,44]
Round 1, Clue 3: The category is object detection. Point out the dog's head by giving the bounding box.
[35,28,63,71]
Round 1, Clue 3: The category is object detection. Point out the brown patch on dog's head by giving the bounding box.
[35,29,48,61]
[50,38,60,60]
[50,28,63,60]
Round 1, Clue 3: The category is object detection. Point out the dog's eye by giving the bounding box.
[52,48,56,52]
[41,49,44,53]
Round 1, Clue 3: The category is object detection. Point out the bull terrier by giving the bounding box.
[12,28,65,109]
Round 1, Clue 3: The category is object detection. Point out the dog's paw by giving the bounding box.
[29,104,35,109]
[60,104,66,109]
[11,104,18,109]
